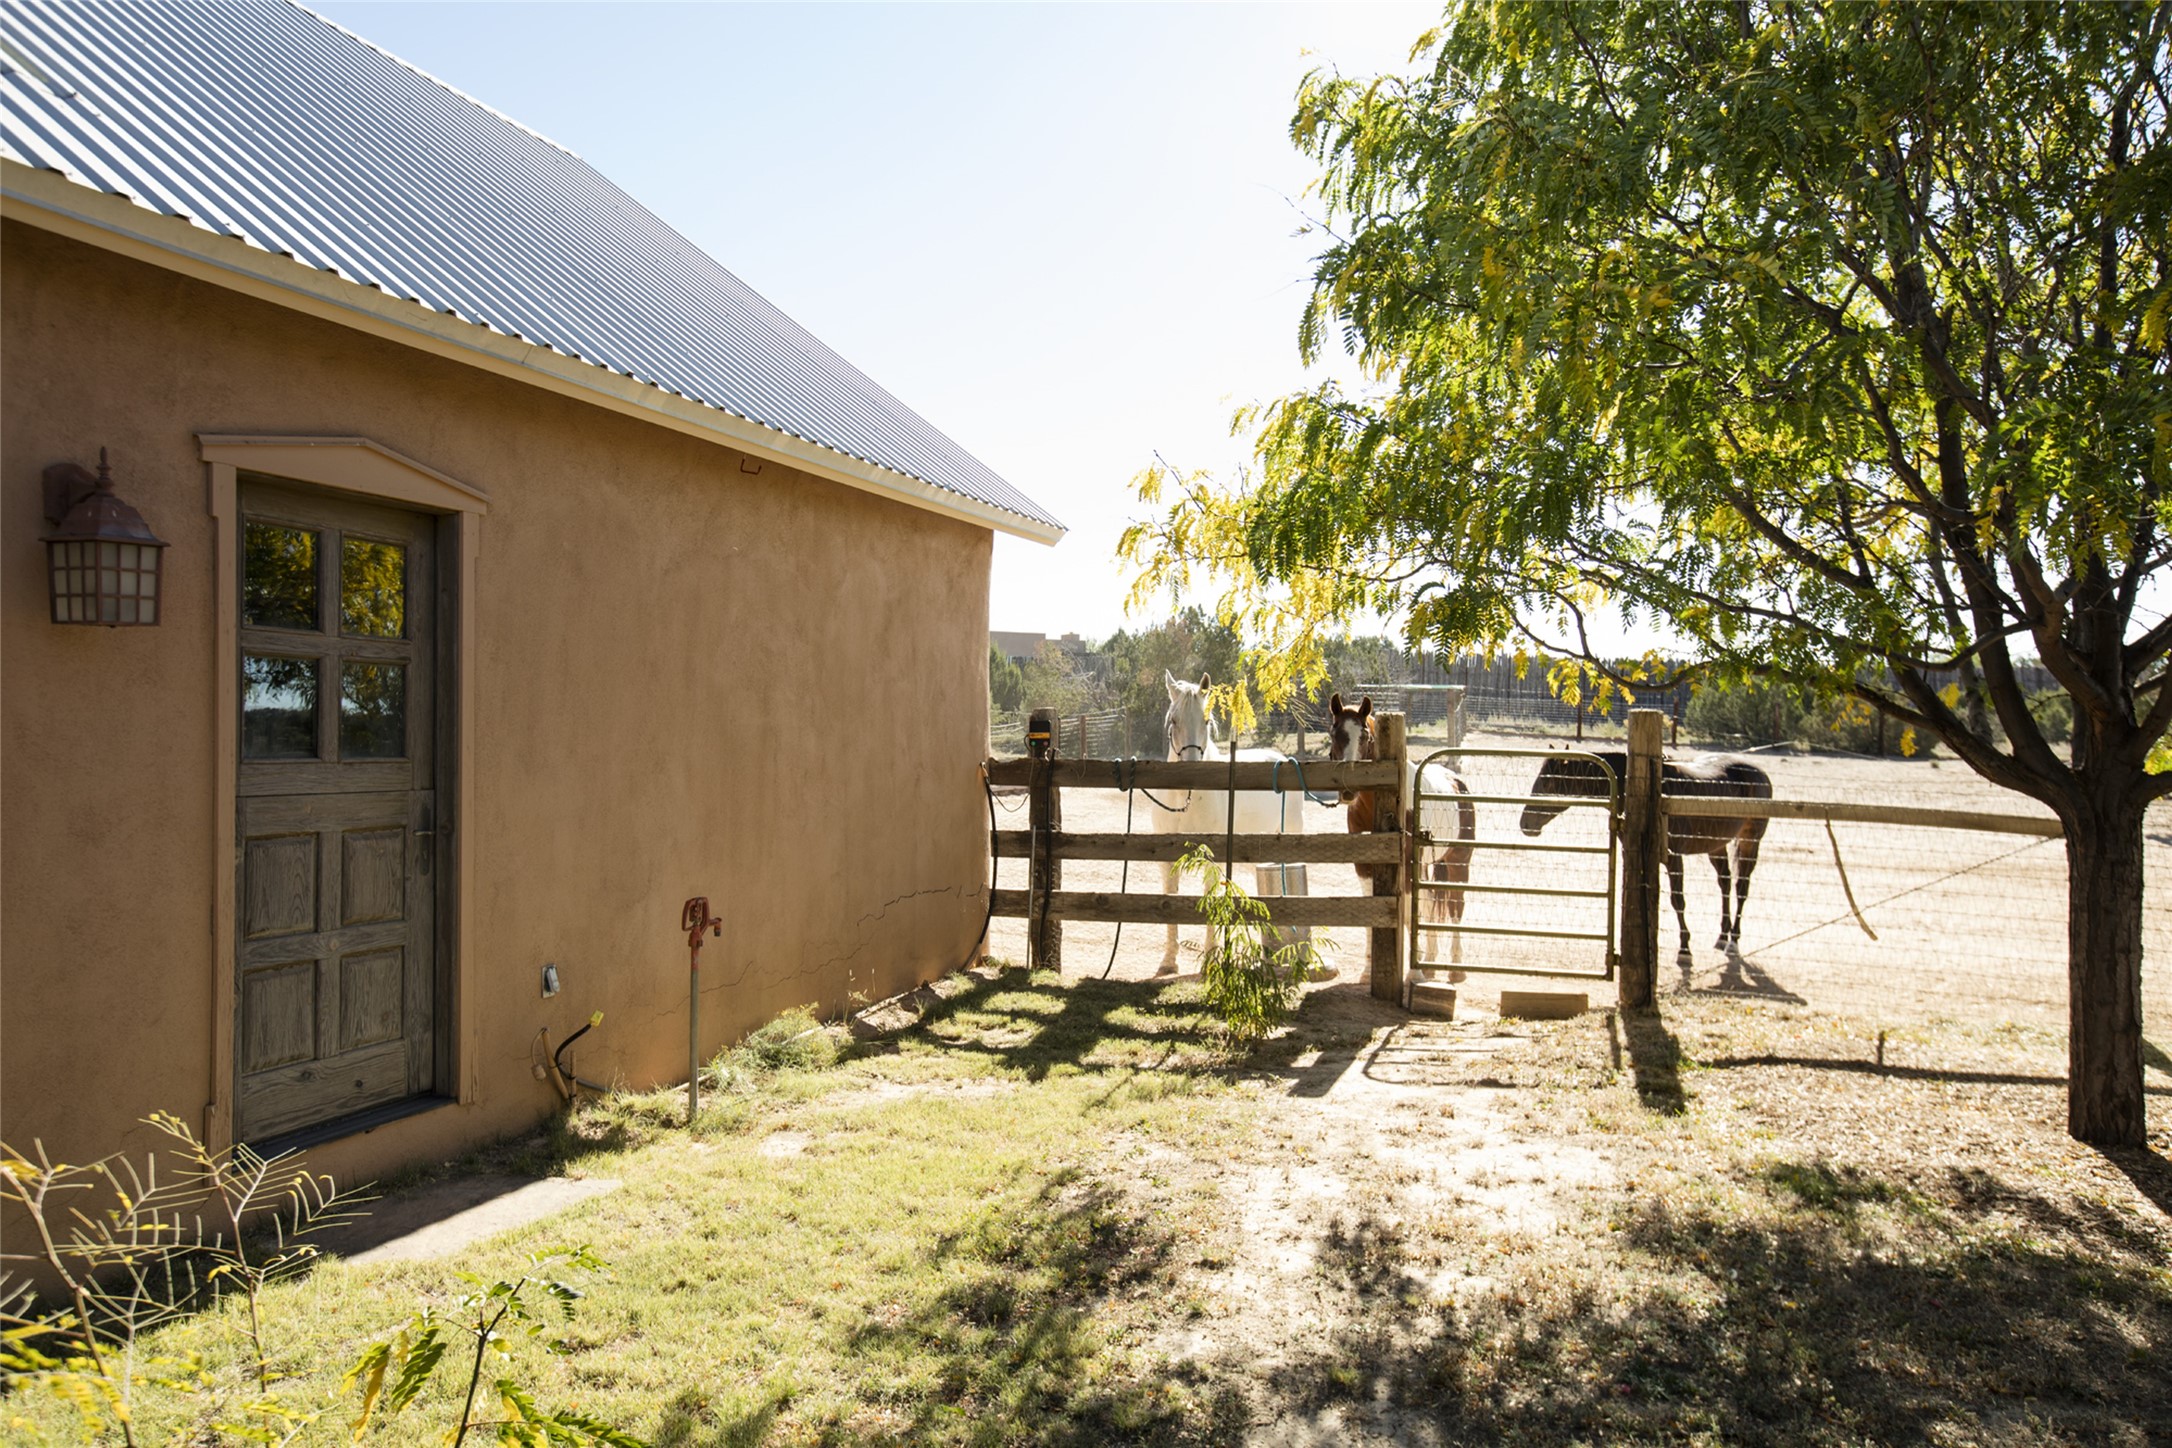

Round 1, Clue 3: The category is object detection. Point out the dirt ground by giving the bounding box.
[1079,972,2172,1443]
[988,736,2172,1039]
[970,739,2172,1439]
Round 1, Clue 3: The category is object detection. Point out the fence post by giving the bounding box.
[1370,711,1408,1004]
[1027,708,1063,972]
[1620,708,1664,1010]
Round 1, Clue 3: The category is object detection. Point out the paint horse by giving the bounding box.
[1153,671,1308,973]
[1325,694,1476,966]
[1519,751,1773,956]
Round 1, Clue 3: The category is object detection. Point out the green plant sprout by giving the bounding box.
[1,1111,371,1444]
[1176,845,1317,1038]
[345,1244,646,1447]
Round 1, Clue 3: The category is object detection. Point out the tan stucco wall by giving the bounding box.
[1,220,993,1186]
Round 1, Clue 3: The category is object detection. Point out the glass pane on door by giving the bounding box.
[243,655,319,758]
[243,523,319,630]
[339,661,406,759]
[340,537,406,637]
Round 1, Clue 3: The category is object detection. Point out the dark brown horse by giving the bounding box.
[1520,751,1772,956]
[1326,694,1477,966]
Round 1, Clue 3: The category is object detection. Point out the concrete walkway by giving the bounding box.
[316,1175,621,1264]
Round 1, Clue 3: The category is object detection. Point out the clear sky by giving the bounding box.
[310,1,1441,642]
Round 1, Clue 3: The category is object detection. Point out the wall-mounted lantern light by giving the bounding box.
[44,449,166,626]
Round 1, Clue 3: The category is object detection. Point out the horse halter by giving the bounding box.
[1164,710,1209,762]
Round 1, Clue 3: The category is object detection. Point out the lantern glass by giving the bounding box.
[46,538,163,624]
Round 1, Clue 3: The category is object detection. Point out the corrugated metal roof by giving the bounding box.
[0,0,1063,534]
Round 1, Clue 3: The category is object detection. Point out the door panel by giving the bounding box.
[341,829,406,924]
[234,479,439,1143]
[241,961,317,1071]
[243,835,316,938]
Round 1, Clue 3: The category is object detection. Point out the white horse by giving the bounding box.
[1151,671,1308,973]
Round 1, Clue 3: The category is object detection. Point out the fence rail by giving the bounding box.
[984,758,1398,791]
[990,709,1413,993]
[992,830,1403,864]
[1664,795,2062,837]
[991,890,1399,928]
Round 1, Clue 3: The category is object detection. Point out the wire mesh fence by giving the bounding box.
[1644,751,2172,1042]
[984,717,2172,1046]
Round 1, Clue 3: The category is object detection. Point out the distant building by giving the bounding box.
[990,630,1045,666]
[991,631,1109,681]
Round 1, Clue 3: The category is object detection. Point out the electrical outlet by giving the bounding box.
[541,963,560,997]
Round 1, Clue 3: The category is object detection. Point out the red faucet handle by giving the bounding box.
[681,896,720,946]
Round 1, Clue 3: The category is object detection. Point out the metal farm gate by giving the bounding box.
[1409,747,1620,981]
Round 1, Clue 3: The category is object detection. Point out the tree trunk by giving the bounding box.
[2064,789,2149,1145]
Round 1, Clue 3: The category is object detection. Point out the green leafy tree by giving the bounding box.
[1018,641,1101,721]
[1102,608,1248,752]
[1124,2,2170,1143]
[989,645,1025,715]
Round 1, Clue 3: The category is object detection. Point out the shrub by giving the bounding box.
[714,1007,839,1086]
[1176,847,1313,1038]
[2029,689,2074,746]
[1685,680,1804,745]
[0,1115,645,1446]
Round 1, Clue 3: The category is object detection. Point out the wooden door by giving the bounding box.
[234,479,439,1143]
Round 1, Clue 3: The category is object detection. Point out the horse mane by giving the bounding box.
[1542,750,1773,800]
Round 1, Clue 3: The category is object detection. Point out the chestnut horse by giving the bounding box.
[1325,694,1476,966]
[1519,751,1772,956]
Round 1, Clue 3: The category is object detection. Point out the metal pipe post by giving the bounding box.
[680,897,721,1123]
[1619,710,1665,1010]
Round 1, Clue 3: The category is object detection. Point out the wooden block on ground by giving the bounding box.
[1498,990,1587,1021]
[1409,980,1457,1019]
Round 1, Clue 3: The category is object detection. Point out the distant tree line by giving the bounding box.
[997,627,2069,760]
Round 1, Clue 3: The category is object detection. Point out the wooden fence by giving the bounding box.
[986,712,1421,1002]
[990,705,2069,1015]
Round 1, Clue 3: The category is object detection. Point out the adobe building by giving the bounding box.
[0,1,1062,1184]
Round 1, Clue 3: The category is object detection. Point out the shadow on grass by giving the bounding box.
[876,967,1240,1087]
[703,1175,1249,1446]
[1696,1053,2172,1097]
[2098,1145,2172,1220]
[1254,1173,2172,1445]
[1608,1009,1687,1115]
[893,969,1483,1108]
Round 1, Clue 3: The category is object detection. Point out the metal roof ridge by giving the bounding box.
[3,158,1063,542]
[284,0,585,163]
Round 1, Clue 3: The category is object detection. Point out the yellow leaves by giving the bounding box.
[1898,727,1918,758]
[2141,287,2171,356]
[1938,682,1962,710]
[1482,245,1505,282]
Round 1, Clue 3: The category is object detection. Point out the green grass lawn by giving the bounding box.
[9,968,1261,1446]
[8,966,2172,1445]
